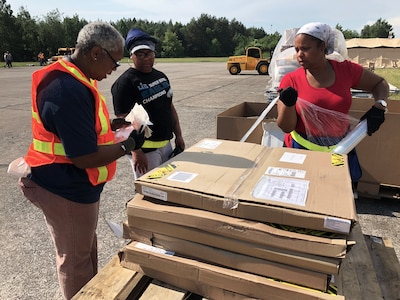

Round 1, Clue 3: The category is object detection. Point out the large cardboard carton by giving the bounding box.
[216,102,278,144]
[346,99,400,196]
[126,228,331,291]
[120,241,345,299]
[135,138,357,234]
[119,250,251,300]
[124,222,332,291]
[216,99,400,197]
[126,217,342,275]
[126,194,350,258]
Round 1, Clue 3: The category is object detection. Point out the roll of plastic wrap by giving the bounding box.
[331,120,368,155]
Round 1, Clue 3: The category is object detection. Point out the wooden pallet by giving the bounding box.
[335,224,400,300]
[73,224,400,300]
[71,254,202,300]
[357,182,400,200]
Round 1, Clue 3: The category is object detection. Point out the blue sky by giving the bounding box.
[9,0,400,37]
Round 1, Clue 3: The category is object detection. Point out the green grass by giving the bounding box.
[374,69,400,99]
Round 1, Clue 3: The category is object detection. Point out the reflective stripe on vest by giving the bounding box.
[33,138,66,156]
[58,60,110,137]
[58,60,110,136]
[32,138,114,156]
[98,165,108,183]
[142,140,169,149]
[31,107,41,125]
[290,131,336,152]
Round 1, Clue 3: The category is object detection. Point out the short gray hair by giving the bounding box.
[76,22,124,53]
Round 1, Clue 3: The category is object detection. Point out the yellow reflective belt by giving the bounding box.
[33,139,66,155]
[142,140,169,149]
[290,131,335,152]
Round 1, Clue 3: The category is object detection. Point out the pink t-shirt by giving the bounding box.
[279,59,363,137]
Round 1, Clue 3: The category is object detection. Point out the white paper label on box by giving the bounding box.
[324,217,351,233]
[135,242,175,256]
[195,139,222,149]
[265,166,306,178]
[167,171,198,183]
[252,175,309,206]
[141,186,168,201]
[280,152,307,164]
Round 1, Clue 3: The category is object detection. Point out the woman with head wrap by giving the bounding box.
[276,22,389,196]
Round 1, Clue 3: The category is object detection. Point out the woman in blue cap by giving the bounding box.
[112,28,185,179]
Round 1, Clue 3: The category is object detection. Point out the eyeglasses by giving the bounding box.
[135,51,155,59]
[102,48,121,69]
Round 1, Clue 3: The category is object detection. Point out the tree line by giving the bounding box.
[0,0,394,62]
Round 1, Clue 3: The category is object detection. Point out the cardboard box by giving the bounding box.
[120,242,345,299]
[124,223,331,291]
[135,138,357,234]
[347,99,400,195]
[126,194,349,258]
[119,250,251,300]
[216,102,277,144]
[126,217,341,275]
[216,99,400,196]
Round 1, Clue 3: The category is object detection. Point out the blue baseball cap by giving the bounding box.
[125,28,157,54]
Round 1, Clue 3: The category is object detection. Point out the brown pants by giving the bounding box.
[19,177,99,299]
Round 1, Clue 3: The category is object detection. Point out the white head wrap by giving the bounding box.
[296,22,335,54]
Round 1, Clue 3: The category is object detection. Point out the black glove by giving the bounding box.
[120,129,145,154]
[110,118,131,131]
[278,87,298,107]
[360,106,385,136]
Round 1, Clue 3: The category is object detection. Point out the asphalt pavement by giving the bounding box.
[0,62,399,300]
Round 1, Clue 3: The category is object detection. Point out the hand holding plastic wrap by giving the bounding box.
[296,98,360,147]
[360,105,385,136]
[114,104,153,143]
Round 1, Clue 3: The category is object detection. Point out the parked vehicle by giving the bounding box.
[48,47,76,63]
[226,47,269,75]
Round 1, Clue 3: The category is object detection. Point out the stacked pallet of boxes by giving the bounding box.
[121,138,357,299]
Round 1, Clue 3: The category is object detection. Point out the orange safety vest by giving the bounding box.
[24,59,116,186]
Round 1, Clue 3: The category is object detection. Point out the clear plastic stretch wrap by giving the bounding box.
[296,98,360,149]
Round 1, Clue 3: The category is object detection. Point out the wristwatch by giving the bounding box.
[375,99,388,113]
[375,99,387,108]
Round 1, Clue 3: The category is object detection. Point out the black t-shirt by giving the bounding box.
[111,68,174,141]
[29,70,104,203]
